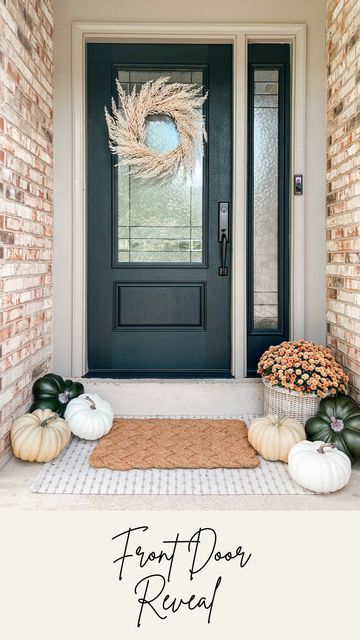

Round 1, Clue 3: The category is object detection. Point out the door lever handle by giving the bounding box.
[219,231,228,276]
[218,202,229,276]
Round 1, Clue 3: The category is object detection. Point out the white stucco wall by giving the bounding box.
[53,0,326,376]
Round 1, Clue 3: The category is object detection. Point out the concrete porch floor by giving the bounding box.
[1,455,360,511]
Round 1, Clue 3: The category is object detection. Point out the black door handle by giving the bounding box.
[219,231,228,276]
[218,202,229,276]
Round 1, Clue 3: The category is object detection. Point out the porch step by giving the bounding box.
[78,378,263,416]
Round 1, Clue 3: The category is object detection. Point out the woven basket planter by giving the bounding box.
[263,380,321,424]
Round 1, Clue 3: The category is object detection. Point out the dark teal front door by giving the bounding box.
[87,43,232,376]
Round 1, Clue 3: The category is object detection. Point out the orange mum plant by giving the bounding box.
[257,340,348,398]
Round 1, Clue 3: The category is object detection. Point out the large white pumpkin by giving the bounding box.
[65,393,114,440]
[288,440,351,493]
[11,409,71,462]
[248,415,305,462]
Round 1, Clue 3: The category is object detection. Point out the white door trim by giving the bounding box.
[71,22,306,378]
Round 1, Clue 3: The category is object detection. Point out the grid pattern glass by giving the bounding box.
[116,69,204,263]
[253,69,279,329]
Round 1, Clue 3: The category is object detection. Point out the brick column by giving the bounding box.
[0,0,54,465]
[327,0,360,402]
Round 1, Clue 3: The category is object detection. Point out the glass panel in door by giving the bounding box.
[116,69,205,264]
[247,44,291,376]
[253,68,279,330]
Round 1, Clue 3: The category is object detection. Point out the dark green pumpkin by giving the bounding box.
[30,373,84,417]
[305,395,360,463]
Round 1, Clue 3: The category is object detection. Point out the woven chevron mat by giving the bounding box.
[89,418,259,470]
[30,415,310,495]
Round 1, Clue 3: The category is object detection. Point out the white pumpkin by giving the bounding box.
[248,415,305,462]
[11,409,71,462]
[65,393,114,440]
[288,440,351,493]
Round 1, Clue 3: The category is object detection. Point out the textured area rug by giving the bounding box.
[30,415,310,495]
[89,418,259,470]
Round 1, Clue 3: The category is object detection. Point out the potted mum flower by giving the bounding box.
[257,340,349,423]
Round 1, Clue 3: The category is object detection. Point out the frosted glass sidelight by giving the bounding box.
[116,69,204,264]
[252,68,279,329]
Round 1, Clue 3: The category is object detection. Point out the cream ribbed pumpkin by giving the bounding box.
[11,409,71,462]
[248,415,306,462]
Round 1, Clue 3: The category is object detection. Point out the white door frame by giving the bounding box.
[71,22,306,378]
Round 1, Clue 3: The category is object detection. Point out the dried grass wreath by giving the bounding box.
[104,76,208,180]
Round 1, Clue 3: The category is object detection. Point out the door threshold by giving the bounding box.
[84,371,234,379]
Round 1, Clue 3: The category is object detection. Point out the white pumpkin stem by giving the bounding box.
[317,442,336,454]
[85,396,96,410]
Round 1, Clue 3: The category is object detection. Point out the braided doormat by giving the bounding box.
[89,418,259,471]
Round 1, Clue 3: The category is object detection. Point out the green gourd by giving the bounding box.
[30,373,84,417]
[305,395,360,463]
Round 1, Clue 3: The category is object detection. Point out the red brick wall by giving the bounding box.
[0,0,53,464]
[327,0,360,403]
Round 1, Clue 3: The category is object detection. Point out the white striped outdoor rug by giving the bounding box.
[30,415,310,495]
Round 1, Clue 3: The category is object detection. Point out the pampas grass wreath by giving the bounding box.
[104,76,208,180]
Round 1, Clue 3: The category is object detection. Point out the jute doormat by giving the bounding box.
[89,418,259,471]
